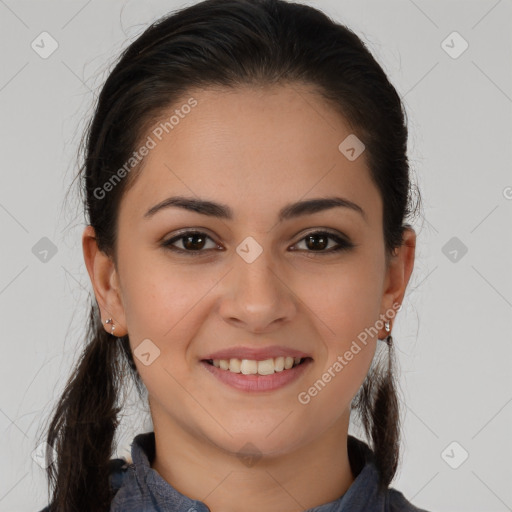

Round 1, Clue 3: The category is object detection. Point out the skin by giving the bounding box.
[83,83,415,512]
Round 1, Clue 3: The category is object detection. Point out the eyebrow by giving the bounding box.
[144,195,367,223]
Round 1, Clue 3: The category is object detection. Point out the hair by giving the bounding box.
[41,0,421,509]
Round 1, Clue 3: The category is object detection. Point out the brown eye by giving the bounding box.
[292,231,354,254]
[163,231,218,254]
[162,229,354,257]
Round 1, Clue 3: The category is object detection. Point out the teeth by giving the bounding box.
[229,358,241,373]
[210,356,304,375]
[240,359,257,375]
[257,359,275,375]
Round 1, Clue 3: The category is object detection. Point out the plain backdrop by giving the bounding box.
[0,0,511,511]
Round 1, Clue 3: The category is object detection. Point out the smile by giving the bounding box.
[206,356,305,375]
[201,357,313,392]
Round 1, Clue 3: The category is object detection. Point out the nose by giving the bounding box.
[217,246,298,334]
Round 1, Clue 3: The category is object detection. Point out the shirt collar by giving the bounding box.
[112,431,386,512]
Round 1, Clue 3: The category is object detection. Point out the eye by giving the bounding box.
[291,230,354,254]
[162,229,355,256]
[162,230,220,254]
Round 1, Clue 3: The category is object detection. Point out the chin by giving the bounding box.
[208,422,310,460]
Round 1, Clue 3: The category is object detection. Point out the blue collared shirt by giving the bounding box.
[39,432,431,511]
[105,431,431,512]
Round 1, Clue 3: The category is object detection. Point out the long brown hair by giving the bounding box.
[40,0,421,509]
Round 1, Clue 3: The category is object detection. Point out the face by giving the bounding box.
[85,83,414,458]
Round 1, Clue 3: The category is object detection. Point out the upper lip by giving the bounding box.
[202,346,312,361]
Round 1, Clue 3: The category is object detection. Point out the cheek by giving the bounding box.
[120,253,221,379]
[293,254,382,403]
[120,250,200,335]
[296,269,380,416]
[120,258,209,396]
[297,342,375,426]
[296,257,384,341]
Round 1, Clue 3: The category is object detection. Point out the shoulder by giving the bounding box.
[346,436,431,512]
[387,488,432,512]
[38,458,132,512]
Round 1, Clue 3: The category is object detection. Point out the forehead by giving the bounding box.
[118,84,381,226]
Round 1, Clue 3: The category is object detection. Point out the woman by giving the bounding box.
[39,0,428,510]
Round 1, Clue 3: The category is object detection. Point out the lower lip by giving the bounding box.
[200,358,312,392]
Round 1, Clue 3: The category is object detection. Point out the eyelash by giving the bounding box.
[162,230,355,256]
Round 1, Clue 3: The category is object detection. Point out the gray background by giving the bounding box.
[0,0,511,510]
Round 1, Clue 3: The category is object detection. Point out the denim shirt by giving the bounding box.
[40,432,431,512]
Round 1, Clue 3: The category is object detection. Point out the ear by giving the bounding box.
[82,225,127,337]
[379,226,416,337]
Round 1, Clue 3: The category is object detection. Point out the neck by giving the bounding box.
[150,414,355,512]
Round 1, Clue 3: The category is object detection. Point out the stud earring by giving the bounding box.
[105,318,115,335]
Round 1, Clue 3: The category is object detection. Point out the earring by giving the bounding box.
[384,320,391,333]
[105,318,115,335]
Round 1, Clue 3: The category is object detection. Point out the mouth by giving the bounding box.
[203,356,312,375]
[200,355,313,392]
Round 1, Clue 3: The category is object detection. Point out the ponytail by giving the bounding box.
[42,299,137,511]
[351,338,401,493]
